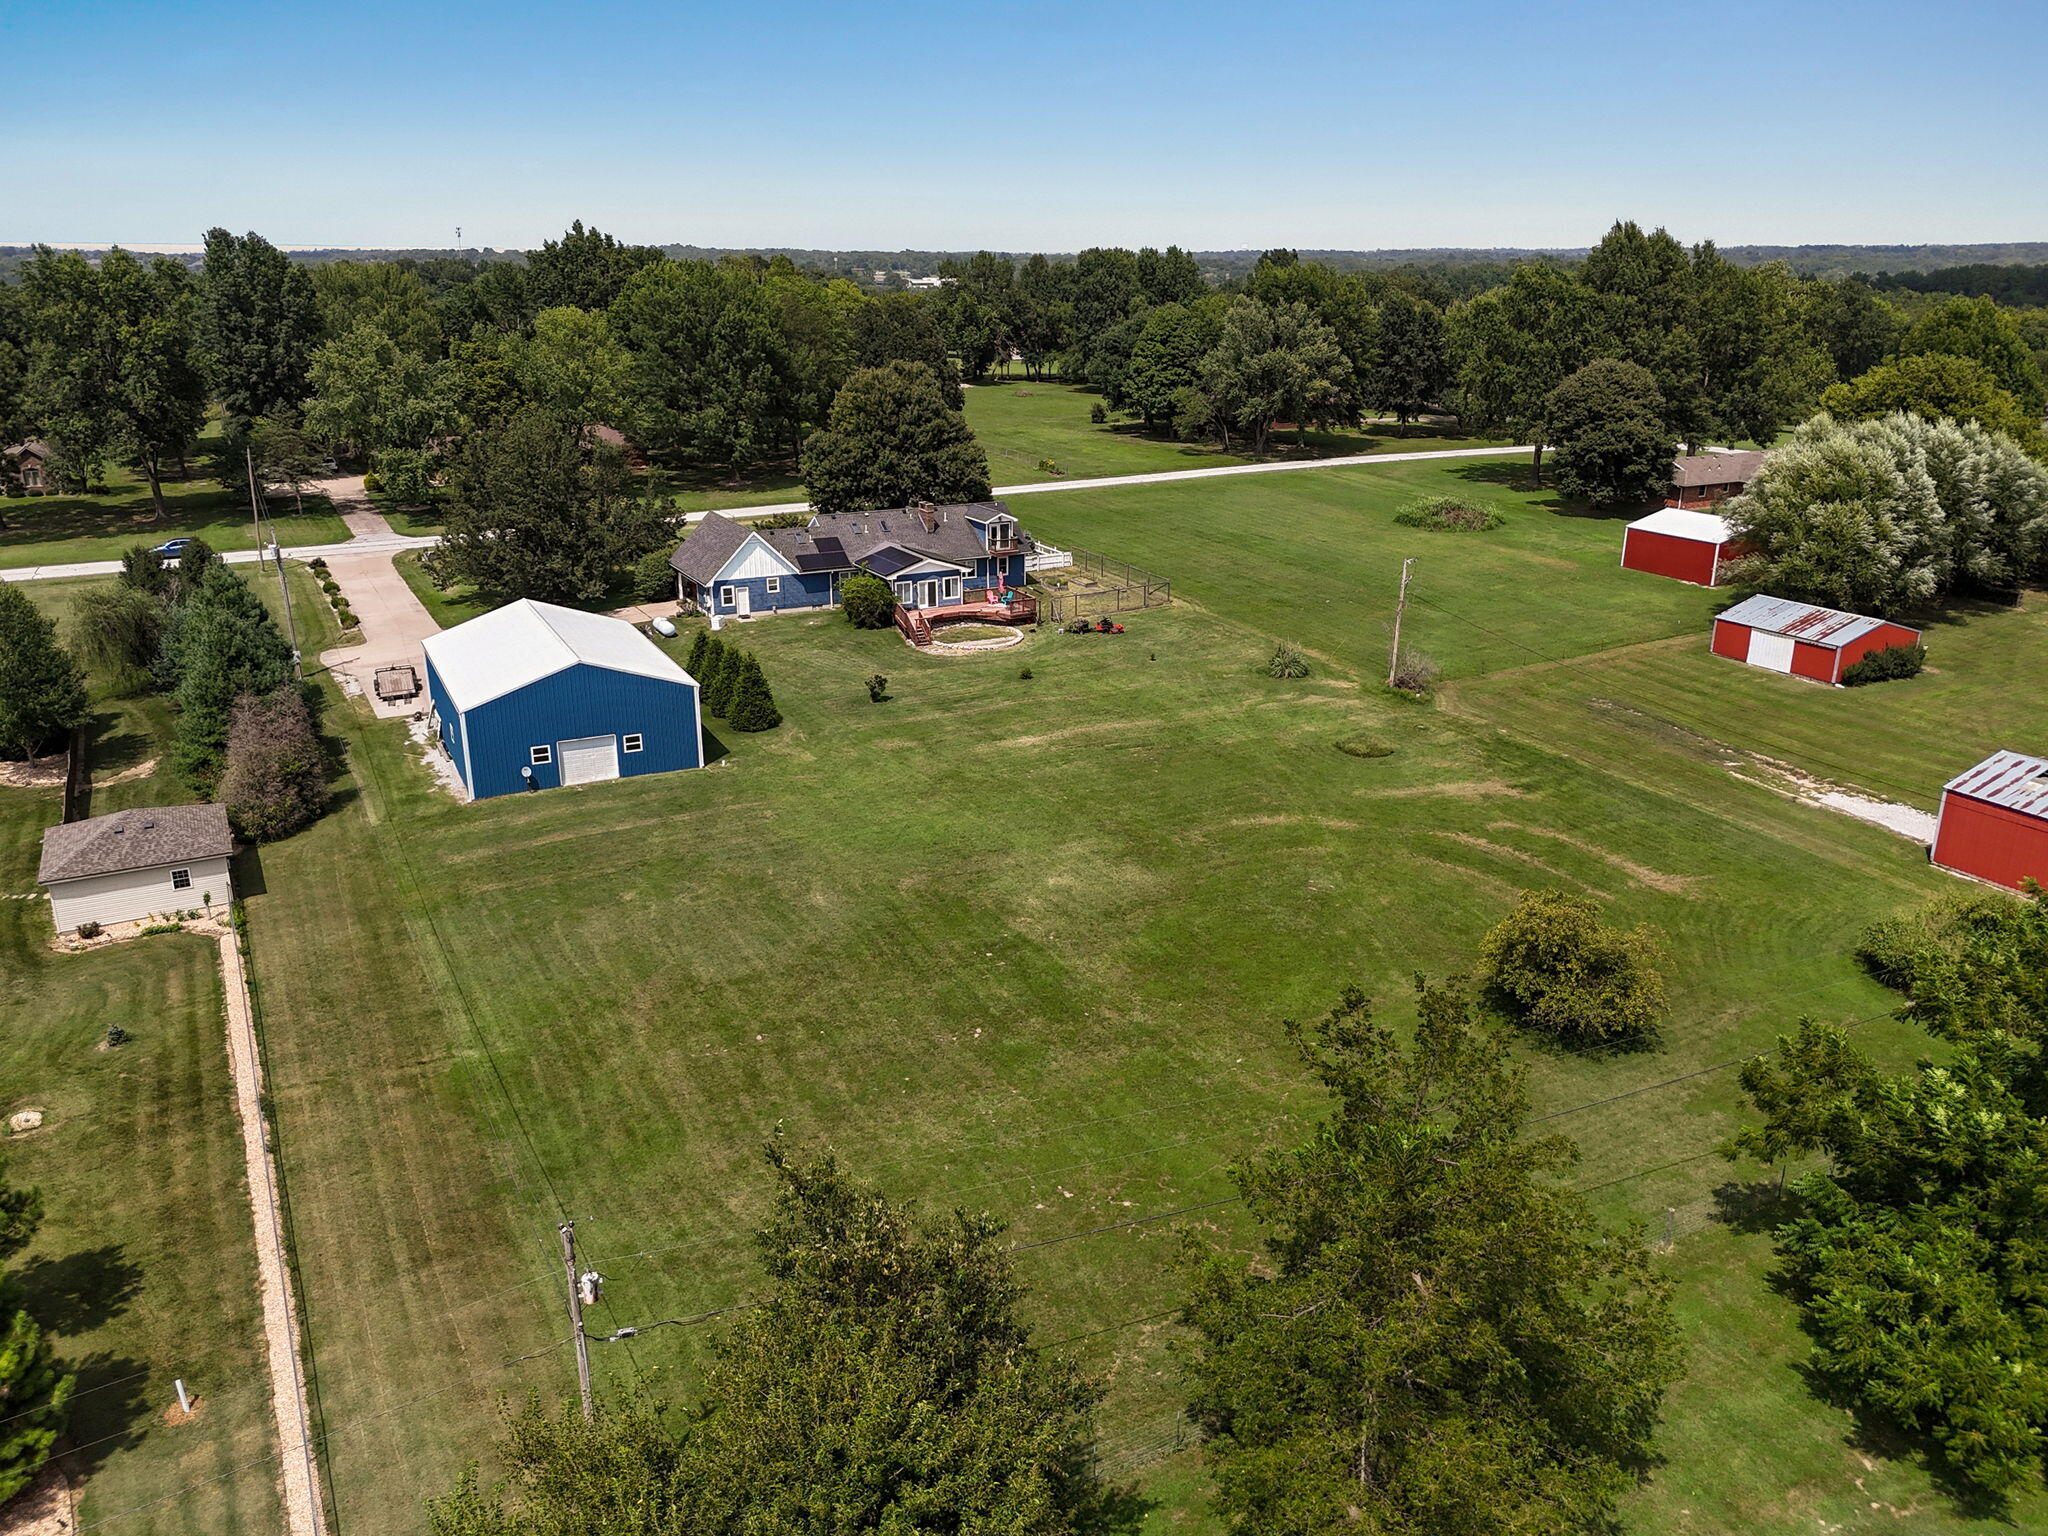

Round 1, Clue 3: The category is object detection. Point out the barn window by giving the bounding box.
[171,868,192,890]
[623,734,644,753]
[530,745,553,766]
[765,576,781,594]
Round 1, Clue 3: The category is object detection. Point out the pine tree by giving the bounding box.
[171,566,294,791]
[0,1156,73,1505]
[724,652,781,732]
[0,584,88,761]
[698,636,734,717]
[683,628,710,678]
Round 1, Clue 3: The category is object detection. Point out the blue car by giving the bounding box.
[150,538,193,564]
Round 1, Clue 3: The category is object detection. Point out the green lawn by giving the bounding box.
[0,646,279,1530]
[0,465,346,570]
[18,457,2042,1532]
[218,457,2048,1534]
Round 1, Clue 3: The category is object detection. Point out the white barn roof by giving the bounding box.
[1944,750,2048,818]
[1627,507,1735,544]
[1716,594,1894,648]
[423,599,696,712]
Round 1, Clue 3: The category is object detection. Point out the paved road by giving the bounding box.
[0,442,1529,583]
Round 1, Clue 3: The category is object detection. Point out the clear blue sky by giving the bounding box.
[6,0,2044,252]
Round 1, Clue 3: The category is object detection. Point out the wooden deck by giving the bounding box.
[896,595,1037,647]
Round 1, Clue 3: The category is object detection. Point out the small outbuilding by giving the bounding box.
[1710,595,1922,686]
[38,803,235,934]
[1932,750,2048,892]
[1620,507,1747,586]
[422,599,703,801]
[1668,449,1765,508]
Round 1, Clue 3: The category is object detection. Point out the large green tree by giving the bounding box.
[849,292,963,406]
[514,307,632,433]
[1822,353,2045,450]
[1544,358,1675,507]
[310,261,443,357]
[0,1155,73,1506]
[1450,264,1616,476]
[0,583,88,761]
[434,407,670,603]
[304,320,453,455]
[1124,301,1221,430]
[1200,298,1352,452]
[168,564,296,790]
[1902,296,2048,415]
[429,1150,1123,1535]
[1732,888,2048,1500]
[799,361,991,515]
[1365,288,1451,425]
[524,221,665,313]
[1181,981,1683,1535]
[197,228,321,420]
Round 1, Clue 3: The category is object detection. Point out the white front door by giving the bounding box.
[1746,631,1795,673]
[558,734,620,786]
[734,585,752,617]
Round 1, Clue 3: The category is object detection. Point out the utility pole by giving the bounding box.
[560,1222,594,1421]
[247,447,302,678]
[1386,557,1415,687]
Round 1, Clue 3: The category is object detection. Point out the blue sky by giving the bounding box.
[5,0,2044,252]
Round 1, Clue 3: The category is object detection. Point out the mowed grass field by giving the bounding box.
[0,465,346,569]
[0,610,292,1531]
[209,459,2043,1534]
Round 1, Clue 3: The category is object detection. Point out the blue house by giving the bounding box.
[421,599,703,800]
[670,500,1034,619]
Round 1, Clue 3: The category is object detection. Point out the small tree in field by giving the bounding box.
[724,652,782,732]
[683,628,710,677]
[1479,888,1668,1044]
[838,570,896,629]
[698,636,735,716]
[218,688,329,841]
[0,584,88,761]
[71,584,164,690]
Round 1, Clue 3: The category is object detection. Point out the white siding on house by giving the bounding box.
[717,535,800,582]
[46,856,233,933]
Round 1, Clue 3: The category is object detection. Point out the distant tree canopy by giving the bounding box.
[1726,411,2048,610]
[197,227,321,421]
[524,220,665,313]
[1822,353,2045,449]
[1181,981,1683,1535]
[1899,296,2048,414]
[799,361,991,515]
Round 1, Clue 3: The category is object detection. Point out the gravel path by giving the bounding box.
[214,929,327,1536]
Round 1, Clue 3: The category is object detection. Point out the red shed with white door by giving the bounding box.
[1710,595,1921,685]
[1620,508,1746,586]
[1932,750,2048,891]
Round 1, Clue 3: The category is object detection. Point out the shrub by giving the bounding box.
[1267,642,1310,679]
[1089,402,1107,424]
[140,922,182,936]
[75,921,102,940]
[70,584,164,688]
[1388,652,1442,694]
[1064,618,1091,634]
[1018,666,1034,680]
[840,572,896,629]
[752,511,809,529]
[105,1025,129,1047]
[307,557,328,572]
[1037,458,1061,475]
[1479,889,1668,1045]
[1334,737,1393,758]
[361,471,383,494]
[335,607,357,628]
[372,448,438,507]
[321,579,341,596]
[219,687,330,842]
[1394,494,1503,532]
[1840,642,1927,687]
[866,673,889,703]
[630,546,678,604]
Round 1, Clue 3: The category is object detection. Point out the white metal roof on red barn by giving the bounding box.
[1716,594,1894,648]
[1626,508,1736,544]
[1943,750,2048,818]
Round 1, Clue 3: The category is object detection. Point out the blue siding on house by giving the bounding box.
[695,570,835,616]
[426,659,702,800]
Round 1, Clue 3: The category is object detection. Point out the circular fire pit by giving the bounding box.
[925,622,1025,653]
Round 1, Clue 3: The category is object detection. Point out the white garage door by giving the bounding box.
[557,734,620,785]
[1746,630,1796,673]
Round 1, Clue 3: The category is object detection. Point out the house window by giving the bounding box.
[530,745,553,766]
[171,868,192,890]
[765,576,781,595]
[894,580,914,603]
[719,585,736,608]
[942,575,962,601]
[623,733,644,753]
[21,467,40,489]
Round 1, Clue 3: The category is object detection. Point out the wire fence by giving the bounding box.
[1026,548,1173,624]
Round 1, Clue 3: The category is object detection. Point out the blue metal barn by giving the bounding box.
[421,599,703,800]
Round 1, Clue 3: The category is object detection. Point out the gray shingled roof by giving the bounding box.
[38,804,234,884]
[670,502,1024,586]
[670,512,755,585]
[1672,450,1766,488]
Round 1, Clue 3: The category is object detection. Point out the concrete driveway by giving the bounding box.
[308,479,444,718]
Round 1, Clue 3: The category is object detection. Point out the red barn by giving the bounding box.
[1620,508,1746,586]
[1933,750,2048,891]
[1710,595,1922,685]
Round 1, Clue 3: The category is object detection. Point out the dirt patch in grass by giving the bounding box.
[1401,852,1524,904]
[1428,831,1594,890]
[994,720,1144,750]
[1225,814,1360,831]
[1494,822,1703,896]
[0,755,67,789]
[1353,779,1529,801]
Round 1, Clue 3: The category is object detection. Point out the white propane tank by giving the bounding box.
[651,615,678,638]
